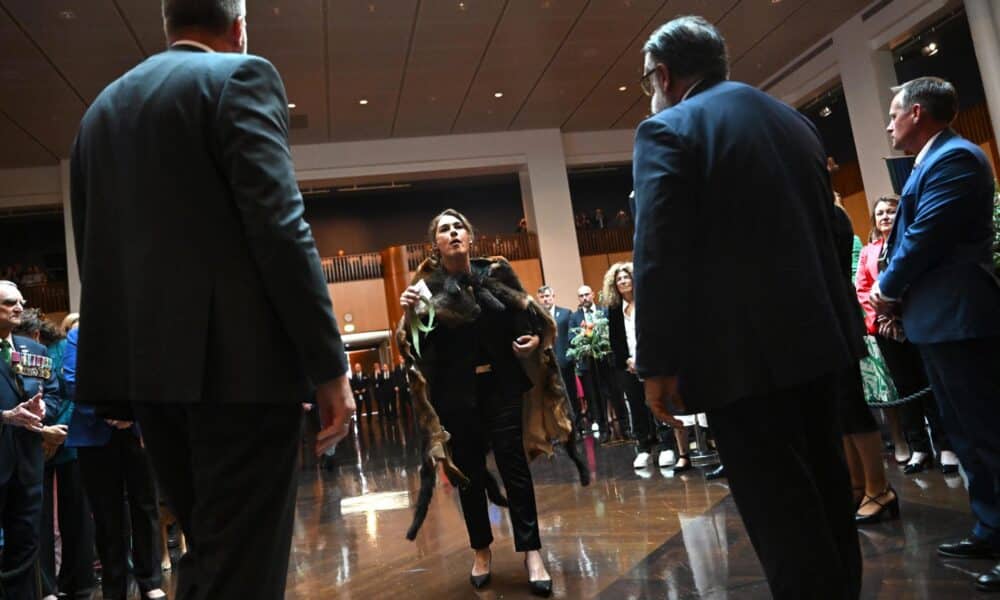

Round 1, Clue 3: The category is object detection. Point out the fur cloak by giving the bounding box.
[397,256,589,540]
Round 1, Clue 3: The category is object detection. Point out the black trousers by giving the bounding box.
[579,359,622,431]
[134,402,303,600]
[0,453,43,600]
[877,336,951,454]
[77,430,163,599]
[707,372,862,600]
[40,459,95,598]
[616,369,660,452]
[918,336,1000,547]
[443,373,540,552]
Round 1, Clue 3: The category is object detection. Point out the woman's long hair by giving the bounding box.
[600,262,633,309]
[869,196,899,243]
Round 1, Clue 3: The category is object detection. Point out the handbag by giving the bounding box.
[860,335,899,406]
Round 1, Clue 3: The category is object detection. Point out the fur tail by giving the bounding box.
[484,470,509,507]
[406,458,437,541]
[563,429,591,486]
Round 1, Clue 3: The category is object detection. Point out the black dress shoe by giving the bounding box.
[902,454,931,474]
[673,454,693,473]
[524,560,553,597]
[977,563,1000,592]
[705,464,726,480]
[855,487,900,525]
[938,537,999,559]
[470,572,491,589]
[941,463,960,475]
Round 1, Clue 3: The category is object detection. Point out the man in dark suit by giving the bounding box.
[632,17,864,599]
[569,285,617,436]
[873,77,1000,592]
[0,281,61,599]
[351,362,371,419]
[69,2,355,598]
[537,285,582,431]
[392,355,411,419]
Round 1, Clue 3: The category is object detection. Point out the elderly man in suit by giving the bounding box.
[0,281,61,599]
[873,77,1000,592]
[536,285,583,433]
[632,16,864,599]
[69,1,354,597]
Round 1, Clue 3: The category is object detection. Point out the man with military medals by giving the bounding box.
[0,280,62,598]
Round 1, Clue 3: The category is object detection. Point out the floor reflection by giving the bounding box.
[279,414,993,599]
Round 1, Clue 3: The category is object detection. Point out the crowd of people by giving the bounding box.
[2,3,998,599]
[0,265,50,288]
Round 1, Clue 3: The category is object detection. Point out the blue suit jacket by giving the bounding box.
[880,129,1000,343]
[63,328,139,448]
[0,335,62,485]
[631,80,865,410]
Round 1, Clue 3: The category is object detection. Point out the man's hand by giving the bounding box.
[315,374,356,457]
[41,424,68,445]
[643,376,685,428]
[2,392,45,432]
[626,357,636,374]
[512,334,540,356]
[870,280,898,315]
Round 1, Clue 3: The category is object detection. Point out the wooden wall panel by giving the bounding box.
[510,259,544,299]
[580,255,612,299]
[842,191,873,244]
[327,279,391,334]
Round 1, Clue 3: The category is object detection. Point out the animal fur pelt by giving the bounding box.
[398,256,590,541]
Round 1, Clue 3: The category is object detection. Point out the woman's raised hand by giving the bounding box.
[400,285,422,308]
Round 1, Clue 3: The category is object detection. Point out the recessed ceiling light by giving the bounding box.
[618,86,627,92]
[287,103,296,109]
[272,7,281,16]
[494,92,503,98]
[819,106,832,118]
[368,3,376,12]
[771,0,782,3]
[57,9,76,20]
[359,99,369,105]
[921,42,939,56]
[458,1,466,10]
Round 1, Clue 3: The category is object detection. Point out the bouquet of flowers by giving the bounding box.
[566,314,611,373]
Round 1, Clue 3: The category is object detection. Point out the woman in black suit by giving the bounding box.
[399,209,554,596]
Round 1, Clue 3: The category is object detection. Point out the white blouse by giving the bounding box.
[622,300,637,361]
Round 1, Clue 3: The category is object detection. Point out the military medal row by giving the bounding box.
[11,348,53,379]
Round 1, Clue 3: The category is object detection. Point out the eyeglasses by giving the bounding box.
[0,298,25,307]
[639,66,658,97]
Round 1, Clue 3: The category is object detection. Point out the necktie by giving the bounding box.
[0,339,10,366]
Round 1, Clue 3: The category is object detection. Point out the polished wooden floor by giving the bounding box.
[143,413,997,599]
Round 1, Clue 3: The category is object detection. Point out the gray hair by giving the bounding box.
[537,285,553,295]
[643,16,729,82]
[162,0,245,35]
[891,77,958,124]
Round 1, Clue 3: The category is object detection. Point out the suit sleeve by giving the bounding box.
[69,135,87,269]
[213,57,348,385]
[880,149,985,298]
[632,118,695,379]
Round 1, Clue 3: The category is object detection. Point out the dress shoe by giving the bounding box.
[524,559,552,597]
[977,562,1000,592]
[705,464,726,480]
[673,454,693,473]
[658,449,676,468]
[902,451,930,474]
[855,486,900,525]
[470,551,492,589]
[940,450,960,475]
[938,537,999,559]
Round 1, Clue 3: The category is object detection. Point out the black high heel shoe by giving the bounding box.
[470,551,491,589]
[855,486,901,525]
[524,557,553,597]
[902,453,931,475]
[673,453,693,473]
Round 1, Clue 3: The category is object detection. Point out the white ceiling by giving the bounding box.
[0,0,873,168]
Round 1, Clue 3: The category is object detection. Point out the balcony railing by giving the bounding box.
[321,253,383,283]
[23,281,69,314]
[576,227,634,256]
[406,232,540,271]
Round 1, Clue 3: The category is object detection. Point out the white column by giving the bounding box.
[834,17,900,208]
[518,169,537,232]
[521,130,583,302]
[965,0,1000,142]
[59,160,80,312]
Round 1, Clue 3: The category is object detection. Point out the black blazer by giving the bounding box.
[606,303,631,371]
[0,335,61,486]
[550,306,573,369]
[632,80,865,411]
[392,365,409,393]
[70,45,347,415]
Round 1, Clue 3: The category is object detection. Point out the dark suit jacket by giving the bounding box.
[549,306,573,369]
[63,328,138,448]
[632,80,864,411]
[392,366,409,394]
[0,335,61,486]
[606,303,631,371]
[880,128,1000,343]
[70,45,347,415]
[350,372,370,402]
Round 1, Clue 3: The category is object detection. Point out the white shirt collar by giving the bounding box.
[171,40,215,53]
[681,79,705,102]
[914,130,944,166]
